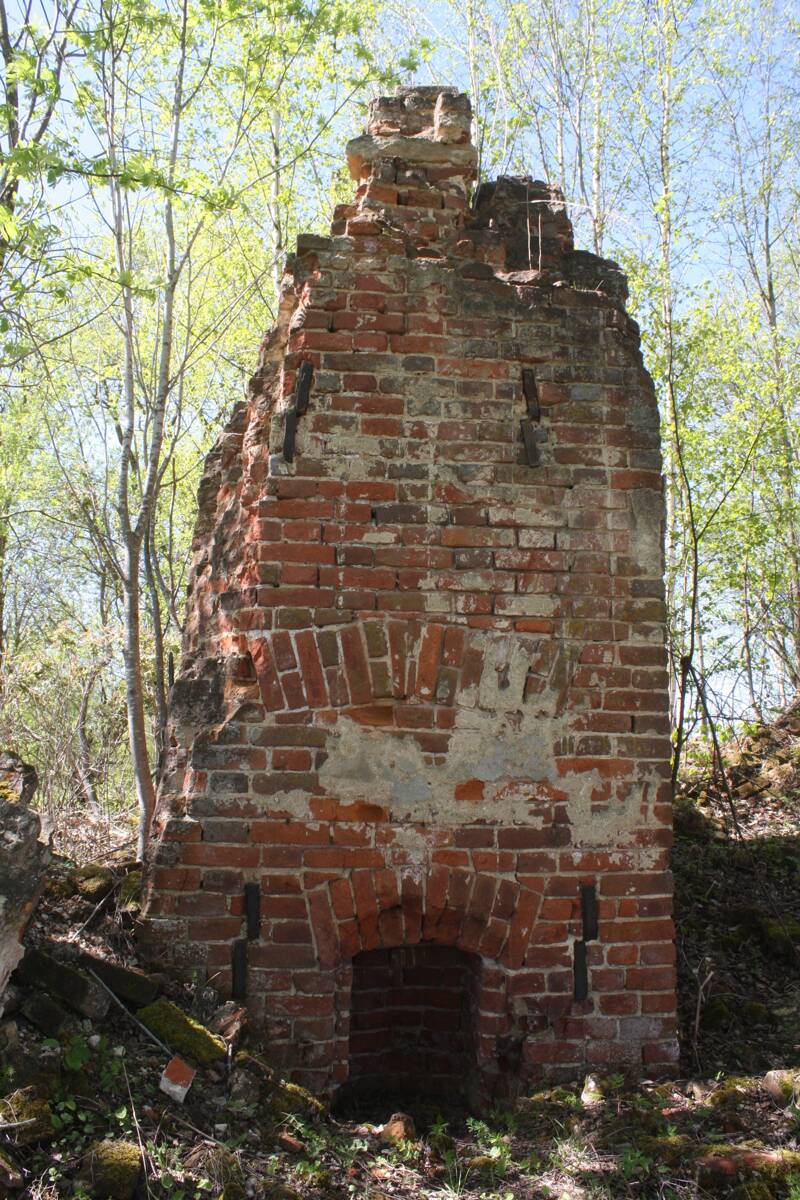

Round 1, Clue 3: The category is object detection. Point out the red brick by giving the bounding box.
[340,626,372,704]
[626,966,677,991]
[251,639,285,712]
[329,878,355,920]
[307,888,337,967]
[415,624,444,700]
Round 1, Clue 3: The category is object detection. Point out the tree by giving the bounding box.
[16,0,399,856]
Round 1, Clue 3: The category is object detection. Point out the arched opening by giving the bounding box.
[342,944,481,1108]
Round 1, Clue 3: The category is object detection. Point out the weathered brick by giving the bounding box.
[145,84,675,1098]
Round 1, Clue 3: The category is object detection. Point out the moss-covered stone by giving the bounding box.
[763,1068,798,1107]
[71,864,115,902]
[697,1145,800,1193]
[135,999,225,1065]
[0,1086,55,1143]
[467,1154,495,1173]
[81,1139,141,1199]
[580,1074,607,1104]
[117,870,142,908]
[268,1079,327,1120]
[707,1076,760,1108]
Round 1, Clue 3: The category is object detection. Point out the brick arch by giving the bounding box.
[305,864,539,1099]
[306,865,542,971]
[248,619,568,724]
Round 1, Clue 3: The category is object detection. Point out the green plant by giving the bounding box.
[50,1094,99,1142]
[786,1173,800,1200]
[618,1146,653,1179]
[465,1118,512,1179]
[388,1136,419,1164]
[63,1035,91,1071]
[440,1150,471,1197]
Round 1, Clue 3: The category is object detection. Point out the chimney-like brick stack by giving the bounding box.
[142,86,678,1104]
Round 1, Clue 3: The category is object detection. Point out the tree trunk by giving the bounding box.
[76,669,100,808]
[144,517,168,760]
[123,543,156,860]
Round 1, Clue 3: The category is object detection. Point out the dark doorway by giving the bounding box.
[342,944,480,1109]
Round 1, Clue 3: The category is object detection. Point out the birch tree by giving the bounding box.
[32,0,394,856]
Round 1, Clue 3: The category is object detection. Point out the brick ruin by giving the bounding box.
[142,86,678,1104]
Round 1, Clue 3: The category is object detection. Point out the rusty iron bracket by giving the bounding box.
[283,360,314,462]
[573,940,589,1001]
[232,938,247,1001]
[520,419,540,466]
[522,367,540,420]
[244,882,261,940]
[581,883,599,941]
[520,367,543,466]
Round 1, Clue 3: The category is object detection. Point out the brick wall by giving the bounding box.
[141,85,678,1102]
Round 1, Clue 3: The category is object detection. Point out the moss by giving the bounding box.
[117,870,142,908]
[729,905,800,961]
[467,1155,496,1173]
[188,1146,245,1199]
[71,864,115,901]
[708,1077,761,1108]
[268,1079,326,1120]
[0,1086,55,1143]
[748,1150,800,1181]
[82,1139,141,1199]
[136,999,226,1065]
[234,1049,275,1081]
[698,1143,800,1194]
[640,1134,697,1169]
[44,874,77,899]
